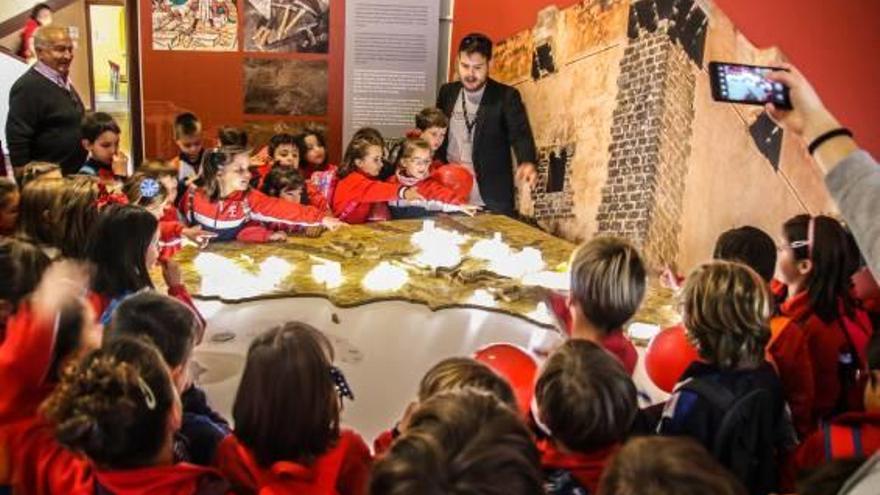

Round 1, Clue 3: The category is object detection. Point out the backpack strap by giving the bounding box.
[679,376,737,411]
[823,421,866,461]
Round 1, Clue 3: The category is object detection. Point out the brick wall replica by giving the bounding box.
[494,0,834,271]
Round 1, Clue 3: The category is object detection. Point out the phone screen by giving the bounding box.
[710,62,791,109]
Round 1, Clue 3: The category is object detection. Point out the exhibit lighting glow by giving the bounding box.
[193,253,293,298]
[362,262,409,292]
[469,232,512,261]
[627,322,661,341]
[468,289,497,308]
[488,246,546,279]
[311,258,343,289]
[520,270,570,291]
[410,220,466,269]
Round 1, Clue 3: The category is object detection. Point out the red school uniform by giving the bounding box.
[538,438,618,494]
[774,281,874,418]
[181,187,325,242]
[386,170,464,211]
[94,463,230,495]
[160,204,186,262]
[0,303,56,427]
[8,417,92,495]
[332,171,403,225]
[767,316,817,437]
[213,430,372,495]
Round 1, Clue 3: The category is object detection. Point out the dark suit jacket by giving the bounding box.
[6,67,86,175]
[436,78,537,215]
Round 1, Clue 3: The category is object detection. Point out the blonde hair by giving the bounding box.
[396,138,432,169]
[338,138,382,179]
[569,237,646,333]
[19,161,61,188]
[418,357,516,408]
[17,177,64,246]
[682,260,771,369]
[124,173,168,209]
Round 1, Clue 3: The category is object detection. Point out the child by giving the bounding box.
[565,237,646,374]
[387,138,476,219]
[252,133,299,188]
[78,112,128,182]
[123,173,169,219]
[598,437,748,495]
[534,339,638,494]
[14,177,64,258]
[373,356,517,456]
[369,389,544,495]
[658,261,793,495]
[413,107,448,169]
[0,238,50,330]
[18,161,61,188]
[787,330,880,479]
[774,215,874,419]
[1,260,100,495]
[170,112,205,183]
[296,126,331,181]
[39,337,230,493]
[181,146,340,242]
[213,322,372,494]
[0,179,19,237]
[332,138,423,224]
[84,204,203,328]
[54,175,103,259]
[714,225,816,437]
[108,292,230,465]
[260,167,330,238]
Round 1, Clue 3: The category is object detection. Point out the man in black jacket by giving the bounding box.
[6,25,86,176]
[436,33,538,216]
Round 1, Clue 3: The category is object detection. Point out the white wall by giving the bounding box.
[0,52,28,157]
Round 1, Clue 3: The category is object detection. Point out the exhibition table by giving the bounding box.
[171,214,679,441]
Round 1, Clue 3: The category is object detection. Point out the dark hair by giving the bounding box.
[174,112,201,139]
[683,261,771,369]
[796,457,867,495]
[261,166,308,204]
[199,146,250,201]
[19,161,60,188]
[108,292,198,368]
[536,339,637,452]
[0,237,50,310]
[782,215,854,323]
[30,3,52,20]
[713,226,777,283]
[47,297,89,382]
[233,322,340,467]
[86,204,158,297]
[268,133,297,159]
[55,176,100,259]
[294,127,328,169]
[217,127,248,147]
[43,336,176,469]
[338,137,382,179]
[599,437,748,495]
[415,107,449,131]
[569,237,647,333]
[868,329,880,374]
[16,177,63,247]
[81,112,121,143]
[351,127,385,148]
[369,389,543,495]
[458,33,493,61]
[418,357,516,408]
[0,179,19,236]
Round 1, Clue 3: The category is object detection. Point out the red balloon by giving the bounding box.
[645,324,700,393]
[432,164,474,203]
[473,343,538,417]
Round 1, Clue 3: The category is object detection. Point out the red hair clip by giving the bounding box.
[95,183,129,210]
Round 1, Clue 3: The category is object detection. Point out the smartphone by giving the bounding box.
[709,62,792,109]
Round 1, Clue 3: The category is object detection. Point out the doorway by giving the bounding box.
[86,1,130,158]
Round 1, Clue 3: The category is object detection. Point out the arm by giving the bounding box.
[338,432,373,495]
[417,178,463,204]
[306,182,330,214]
[6,82,38,168]
[501,88,538,165]
[340,174,403,204]
[236,224,274,243]
[246,189,325,226]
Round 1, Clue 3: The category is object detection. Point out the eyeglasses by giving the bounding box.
[406,158,432,166]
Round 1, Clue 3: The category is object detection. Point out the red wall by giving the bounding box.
[139,1,345,161]
[451,0,880,156]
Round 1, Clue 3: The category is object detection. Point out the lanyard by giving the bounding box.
[462,94,477,138]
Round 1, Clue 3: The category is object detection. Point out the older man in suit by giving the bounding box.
[436,33,538,216]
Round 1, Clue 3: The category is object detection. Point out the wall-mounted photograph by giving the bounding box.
[151,0,239,51]
[244,0,330,53]
[243,58,328,115]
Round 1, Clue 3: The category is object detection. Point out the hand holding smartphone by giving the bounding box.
[709,62,792,109]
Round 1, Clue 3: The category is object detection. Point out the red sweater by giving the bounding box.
[767,316,816,437]
[601,330,638,376]
[538,438,618,493]
[214,430,372,495]
[94,463,230,495]
[0,303,56,427]
[7,417,92,495]
[159,204,185,262]
[386,173,462,205]
[775,283,874,418]
[332,171,401,224]
[372,429,396,457]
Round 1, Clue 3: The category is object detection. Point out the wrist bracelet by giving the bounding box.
[808,128,853,155]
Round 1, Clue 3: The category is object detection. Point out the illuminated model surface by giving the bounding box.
[171,215,679,439]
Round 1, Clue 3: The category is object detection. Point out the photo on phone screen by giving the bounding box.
[709,62,792,109]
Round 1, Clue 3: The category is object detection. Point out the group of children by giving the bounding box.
[0,104,878,494]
